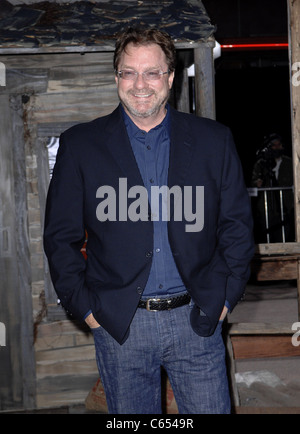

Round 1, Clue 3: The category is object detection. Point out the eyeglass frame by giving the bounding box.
[116,69,170,81]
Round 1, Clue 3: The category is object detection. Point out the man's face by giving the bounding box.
[271,140,283,151]
[115,42,174,122]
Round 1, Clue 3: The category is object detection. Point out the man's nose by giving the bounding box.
[134,73,148,88]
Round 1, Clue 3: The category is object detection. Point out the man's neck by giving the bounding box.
[123,106,167,132]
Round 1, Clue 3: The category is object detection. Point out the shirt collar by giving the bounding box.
[120,103,170,139]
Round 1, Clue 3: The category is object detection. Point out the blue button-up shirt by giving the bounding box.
[122,105,186,297]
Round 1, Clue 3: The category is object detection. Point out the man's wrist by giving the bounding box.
[219,305,228,321]
[85,312,101,328]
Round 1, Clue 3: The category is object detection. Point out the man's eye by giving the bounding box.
[123,71,136,78]
[146,71,160,79]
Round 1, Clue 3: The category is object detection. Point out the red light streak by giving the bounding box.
[221,43,288,49]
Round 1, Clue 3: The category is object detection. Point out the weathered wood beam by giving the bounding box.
[251,255,299,281]
[10,95,37,409]
[228,322,296,335]
[175,67,190,114]
[256,242,300,255]
[0,41,205,56]
[231,335,300,359]
[194,39,216,120]
[288,0,300,319]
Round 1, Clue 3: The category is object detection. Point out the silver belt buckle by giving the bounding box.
[146,298,161,312]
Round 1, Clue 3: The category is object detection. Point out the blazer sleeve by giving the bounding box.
[218,128,255,309]
[43,133,91,320]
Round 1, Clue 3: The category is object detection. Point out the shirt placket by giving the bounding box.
[145,130,166,295]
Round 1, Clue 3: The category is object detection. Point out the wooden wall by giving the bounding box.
[0,51,119,409]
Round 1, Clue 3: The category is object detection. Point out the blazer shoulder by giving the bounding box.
[61,106,121,143]
[172,110,234,152]
[172,108,229,132]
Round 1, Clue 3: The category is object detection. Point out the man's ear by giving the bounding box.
[168,71,175,89]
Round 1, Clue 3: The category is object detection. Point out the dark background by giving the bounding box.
[202,0,290,185]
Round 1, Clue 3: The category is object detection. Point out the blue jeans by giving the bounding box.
[92,301,231,414]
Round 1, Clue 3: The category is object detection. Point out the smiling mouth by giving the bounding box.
[134,94,153,98]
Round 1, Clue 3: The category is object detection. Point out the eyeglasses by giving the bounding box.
[117,69,169,81]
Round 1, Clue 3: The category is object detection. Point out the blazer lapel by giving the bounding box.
[99,106,145,189]
[168,107,194,188]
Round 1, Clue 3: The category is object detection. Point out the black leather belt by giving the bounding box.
[138,293,191,312]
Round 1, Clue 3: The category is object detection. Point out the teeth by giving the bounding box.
[135,94,152,98]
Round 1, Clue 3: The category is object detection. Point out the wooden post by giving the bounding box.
[0,94,30,409]
[194,40,216,120]
[288,0,300,318]
[175,67,190,114]
[10,95,37,408]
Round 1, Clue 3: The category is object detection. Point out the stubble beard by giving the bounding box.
[119,89,170,119]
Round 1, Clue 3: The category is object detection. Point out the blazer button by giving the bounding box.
[137,286,143,294]
[146,251,153,258]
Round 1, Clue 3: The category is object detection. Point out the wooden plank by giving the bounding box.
[194,39,216,120]
[0,41,203,56]
[36,345,96,364]
[47,60,116,94]
[0,45,116,55]
[231,335,300,359]
[36,359,98,378]
[257,242,300,255]
[0,52,114,70]
[251,255,298,280]
[36,320,90,338]
[235,407,300,414]
[37,374,98,409]
[31,90,118,125]
[0,69,48,95]
[228,322,295,335]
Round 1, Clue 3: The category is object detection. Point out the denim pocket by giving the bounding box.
[189,298,195,309]
[91,325,102,334]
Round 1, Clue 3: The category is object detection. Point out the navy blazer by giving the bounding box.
[44,105,254,344]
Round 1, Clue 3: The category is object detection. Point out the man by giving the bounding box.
[252,133,293,189]
[44,28,254,414]
[251,133,294,242]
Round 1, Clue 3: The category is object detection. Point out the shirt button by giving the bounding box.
[147,145,151,150]
[159,284,164,289]
[156,248,161,253]
[150,178,154,183]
